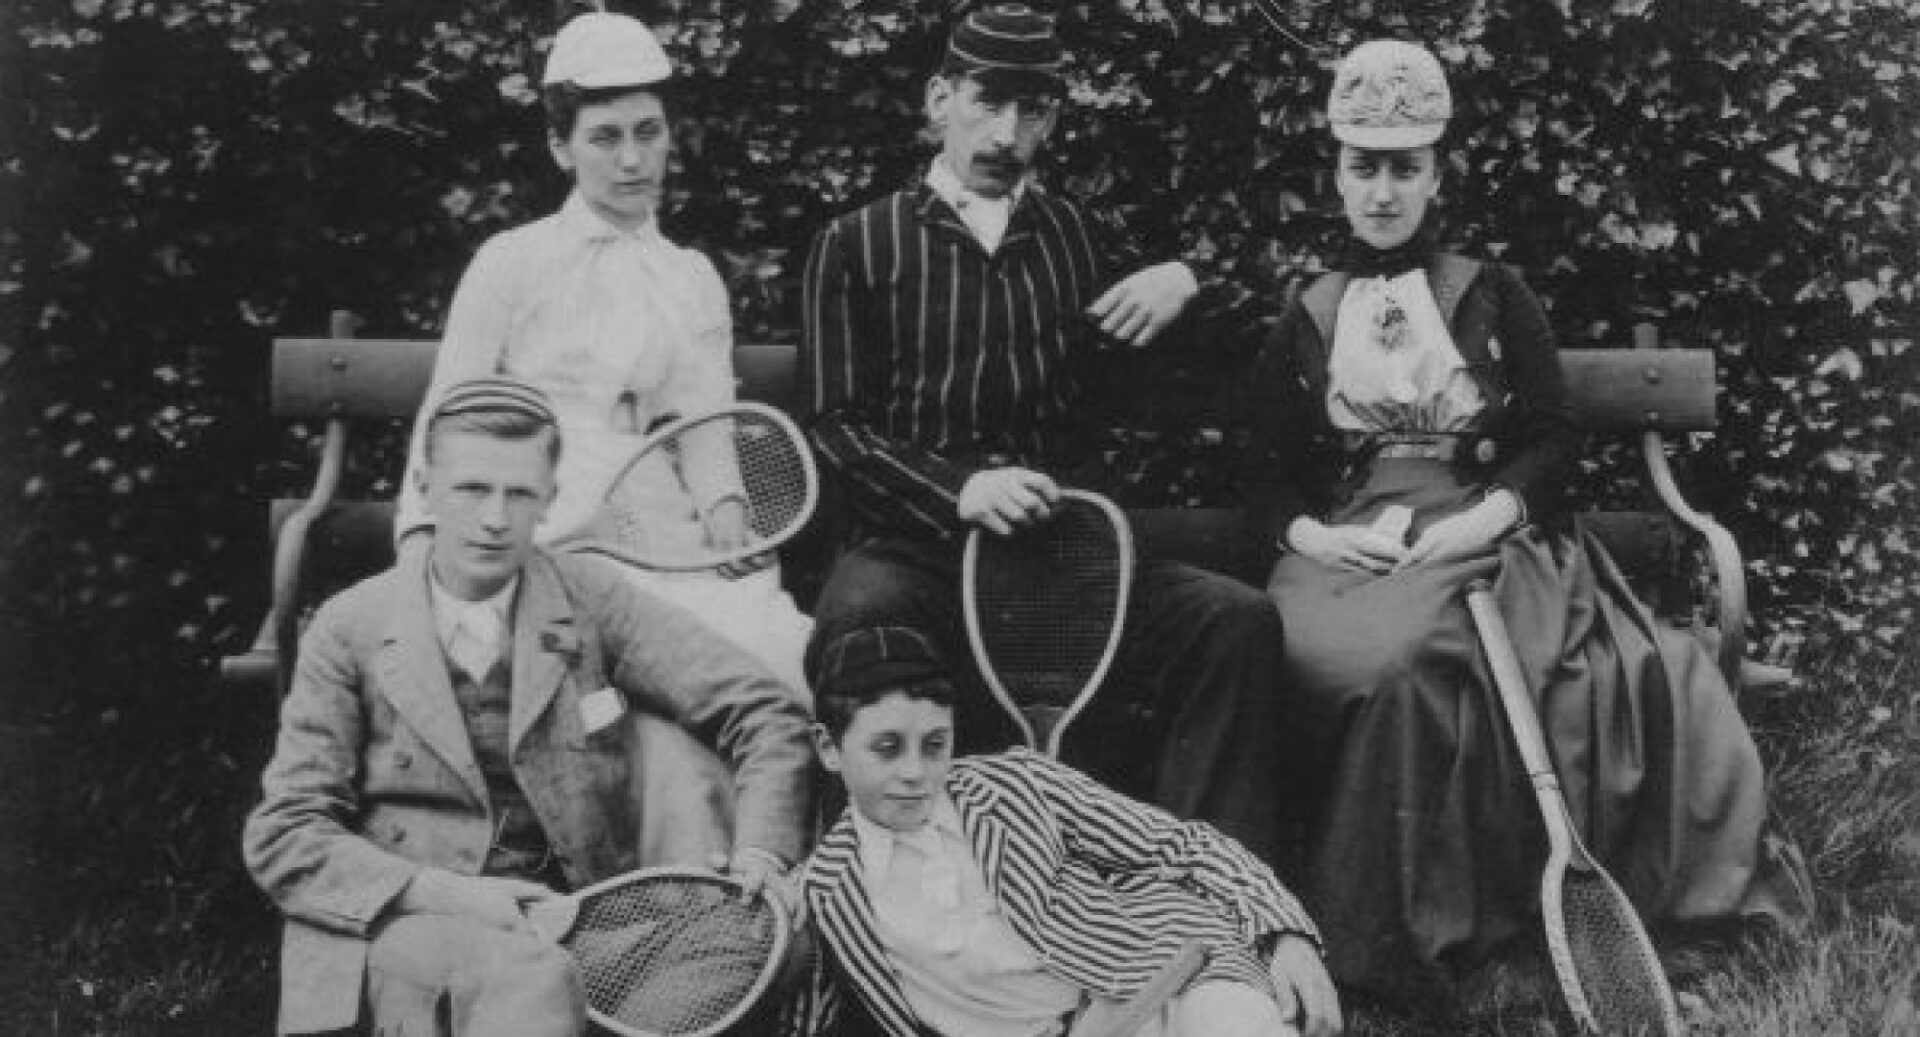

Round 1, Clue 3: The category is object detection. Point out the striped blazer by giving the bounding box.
[801,180,1267,542]
[799,750,1320,1037]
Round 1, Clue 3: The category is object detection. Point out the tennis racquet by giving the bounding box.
[566,402,819,573]
[523,866,792,1037]
[962,488,1134,758]
[1464,581,1685,1037]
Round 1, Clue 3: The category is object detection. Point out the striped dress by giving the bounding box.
[802,180,1262,540]
[800,750,1320,1037]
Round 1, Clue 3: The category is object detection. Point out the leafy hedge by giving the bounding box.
[7,0,1918,716]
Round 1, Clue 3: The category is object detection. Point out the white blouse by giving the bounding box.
[397,193,738,543]
[1326,270,1486,433]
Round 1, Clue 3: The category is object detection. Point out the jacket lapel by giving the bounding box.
[373,555,484,805]
[508,553,574,756]
[805,820,923,1037]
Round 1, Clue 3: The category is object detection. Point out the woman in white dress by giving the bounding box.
[397,12,811,691]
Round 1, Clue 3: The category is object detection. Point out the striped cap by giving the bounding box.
[430,376,560,427]
[941,4,1064,92]
[811,626,953,700]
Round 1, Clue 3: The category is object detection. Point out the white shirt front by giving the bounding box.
[852,797,1083,1037]
[1327,269,1487,433]
[927,159,1027,254]
[429,573,518,682]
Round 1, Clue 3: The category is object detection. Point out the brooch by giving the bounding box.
[1373,286,1410,352]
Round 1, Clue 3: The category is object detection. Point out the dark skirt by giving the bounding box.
[1267,458,1807,997]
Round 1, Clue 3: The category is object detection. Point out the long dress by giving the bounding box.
[397,192,812,691]
[1249,256,1808,999]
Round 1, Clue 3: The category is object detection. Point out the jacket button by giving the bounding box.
[1474,439,1498,464]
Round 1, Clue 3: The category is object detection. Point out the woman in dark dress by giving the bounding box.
[1247,40,1808,1004]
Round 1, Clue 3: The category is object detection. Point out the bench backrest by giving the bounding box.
[270,338,800,419]
[265,334,1719,590]
[269,335,1719,432]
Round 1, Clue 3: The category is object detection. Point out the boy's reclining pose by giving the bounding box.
[799,626,1343,1037]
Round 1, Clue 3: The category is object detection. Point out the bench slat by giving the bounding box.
[270,338,802,419]
[272,338,438,420]
[1558,349,1716,432]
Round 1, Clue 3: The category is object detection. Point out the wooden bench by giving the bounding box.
[220,320,1772,695]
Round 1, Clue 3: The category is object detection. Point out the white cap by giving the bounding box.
[1328,40,1451,149]
[542,12,671,89]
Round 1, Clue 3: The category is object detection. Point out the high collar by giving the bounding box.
[851,791,966,878]
[925,158,1029,212]
[555,190,667,247]
[427,570,519,653]
[1337,219,1441,279]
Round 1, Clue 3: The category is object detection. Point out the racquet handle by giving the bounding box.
[1073,940,1209,1037]
[1464,580,1560,783]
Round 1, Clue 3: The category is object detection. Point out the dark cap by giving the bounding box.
[811,626,954,701]
[941,4,1065,95]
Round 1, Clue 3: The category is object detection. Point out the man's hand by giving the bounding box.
[397,869,557,934]
[957,467,1060,535]
[1286,517,1408,574]
[1268,934,1344,1037]
[1087,261,1199,348]
[1395,490,1521,571]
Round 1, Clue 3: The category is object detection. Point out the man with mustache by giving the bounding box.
[801,4,1294,867]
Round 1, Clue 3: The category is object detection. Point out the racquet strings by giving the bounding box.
[973,500,1124,712]
[601,407,813,565]
[728,410,813,539]
[1562,869,1681,1037]
[562,875,782,1036]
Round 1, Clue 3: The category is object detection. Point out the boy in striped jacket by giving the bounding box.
[797,627,1342,1037]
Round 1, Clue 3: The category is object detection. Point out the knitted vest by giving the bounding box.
[450,655,553,879]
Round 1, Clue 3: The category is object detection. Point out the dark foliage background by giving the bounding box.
[3,0,1917,1030]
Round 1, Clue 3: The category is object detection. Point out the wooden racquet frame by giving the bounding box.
[565,402,819,574]
[1464,581,1683,1036]
[962,488,1134,758]
[524,865,792,1037]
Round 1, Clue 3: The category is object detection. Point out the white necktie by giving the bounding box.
[450,606,505,682]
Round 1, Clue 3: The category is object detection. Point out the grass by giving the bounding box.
[1,636,1914,1036]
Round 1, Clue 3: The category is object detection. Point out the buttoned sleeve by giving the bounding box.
[801,215,975,539]
[1242,303,1329,545]
[657,248,747,515]
[655,247,736,418]
[242,589,422,937]
[1480,263,1579,520]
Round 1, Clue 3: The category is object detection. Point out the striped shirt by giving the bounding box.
[801,750,1321,1037]
[802,178,1264,540]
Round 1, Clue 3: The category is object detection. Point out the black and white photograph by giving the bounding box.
[3,0,1916,1033]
